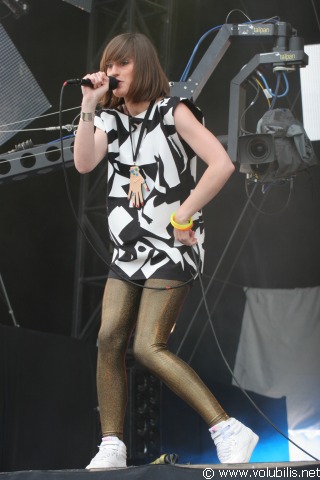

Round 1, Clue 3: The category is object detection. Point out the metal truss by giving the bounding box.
[71,0,174,341]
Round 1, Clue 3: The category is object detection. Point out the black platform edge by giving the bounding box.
[1,462,319,480]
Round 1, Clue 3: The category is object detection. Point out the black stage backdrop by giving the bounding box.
[0,325,98,471]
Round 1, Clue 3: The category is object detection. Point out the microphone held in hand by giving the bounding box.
[64,76,119,90]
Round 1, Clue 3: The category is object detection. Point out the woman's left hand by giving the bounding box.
[174,228,197,246]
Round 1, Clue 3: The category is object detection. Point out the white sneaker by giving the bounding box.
[86,436,127,470]
[209,418,259,464]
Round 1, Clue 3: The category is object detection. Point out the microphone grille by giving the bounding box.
[109,76,119,91]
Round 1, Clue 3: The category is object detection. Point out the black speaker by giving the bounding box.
[124,362,162,465]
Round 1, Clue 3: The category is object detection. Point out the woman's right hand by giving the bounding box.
[80,71,112,109]
[74,71,111,174]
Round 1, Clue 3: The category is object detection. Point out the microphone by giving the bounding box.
[64,76,119,90]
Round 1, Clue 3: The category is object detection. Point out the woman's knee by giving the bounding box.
[98,323,127,355]
[133,339,166,369]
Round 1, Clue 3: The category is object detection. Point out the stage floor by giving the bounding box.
[1,462,319,480]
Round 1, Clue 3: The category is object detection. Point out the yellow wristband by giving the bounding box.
[170,213,193,231]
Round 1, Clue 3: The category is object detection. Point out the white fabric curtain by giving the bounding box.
[233,286,320,460]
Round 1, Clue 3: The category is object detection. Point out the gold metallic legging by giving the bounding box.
[97,277,229,439]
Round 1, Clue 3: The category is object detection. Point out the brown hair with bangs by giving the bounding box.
[99,32,170,109]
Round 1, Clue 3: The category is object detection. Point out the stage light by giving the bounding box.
[62,0,92,12]
[1,0,30,18]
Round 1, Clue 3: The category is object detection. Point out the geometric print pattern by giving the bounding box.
[94,96,205,281]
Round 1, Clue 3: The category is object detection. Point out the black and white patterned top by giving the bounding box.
[94,96,205,282]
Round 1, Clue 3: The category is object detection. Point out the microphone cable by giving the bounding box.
[190,246,319,462]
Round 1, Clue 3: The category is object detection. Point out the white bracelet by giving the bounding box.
[81,112,94,122]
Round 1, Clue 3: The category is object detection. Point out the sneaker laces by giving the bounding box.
[93,440,120,461]
[211,424,236,462]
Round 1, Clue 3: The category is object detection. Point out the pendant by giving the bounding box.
[128,165,149,208]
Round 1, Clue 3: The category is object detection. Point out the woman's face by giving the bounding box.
[106,58,134,99]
